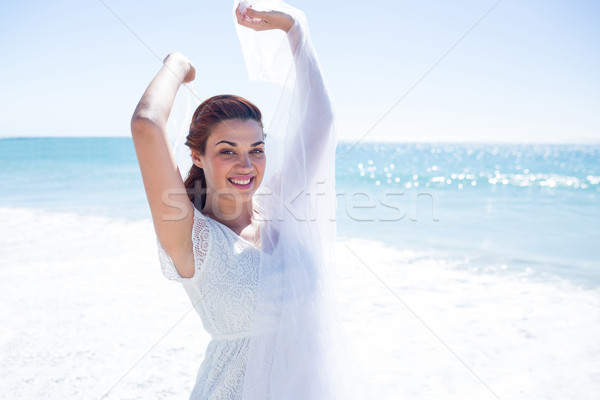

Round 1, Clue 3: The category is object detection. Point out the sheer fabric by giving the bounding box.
[158,1,364,398]
[234,1,349,399]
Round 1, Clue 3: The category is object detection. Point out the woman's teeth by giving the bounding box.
[229,177,252,185]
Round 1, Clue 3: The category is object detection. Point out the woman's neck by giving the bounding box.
[202,196,255,230]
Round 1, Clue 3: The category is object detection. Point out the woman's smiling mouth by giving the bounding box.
[228,176,255,188]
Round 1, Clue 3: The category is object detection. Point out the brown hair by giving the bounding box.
[184,94,263,210]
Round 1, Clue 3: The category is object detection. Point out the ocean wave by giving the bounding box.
[336,236,600,399]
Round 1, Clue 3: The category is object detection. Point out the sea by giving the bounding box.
[1,137,598,286]
[1,137,599,399]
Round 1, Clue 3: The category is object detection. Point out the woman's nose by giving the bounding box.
[237,153,252,168]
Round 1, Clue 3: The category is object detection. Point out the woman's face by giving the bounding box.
[193,118,266,206]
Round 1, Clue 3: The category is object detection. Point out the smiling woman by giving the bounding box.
[129,0,362,399]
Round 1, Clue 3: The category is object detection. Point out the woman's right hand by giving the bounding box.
[163,52,196,84]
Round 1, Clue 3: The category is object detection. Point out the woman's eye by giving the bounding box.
[220,150,234,155]
[251,149,264,154]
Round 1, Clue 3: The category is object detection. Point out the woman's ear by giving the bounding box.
[191,151,203,169]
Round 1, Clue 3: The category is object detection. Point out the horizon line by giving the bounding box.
[2,134,600,146]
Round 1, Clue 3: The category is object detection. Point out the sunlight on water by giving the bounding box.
[337,142,600,192]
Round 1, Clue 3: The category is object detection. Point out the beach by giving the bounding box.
[1,138,599,399]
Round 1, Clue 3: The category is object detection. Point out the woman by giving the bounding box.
[131,1,354,398]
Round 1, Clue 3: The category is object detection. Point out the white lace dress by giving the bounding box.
[158,206,283,399]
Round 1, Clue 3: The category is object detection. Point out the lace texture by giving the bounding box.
[157,207,210,282]
[158,208,283,399]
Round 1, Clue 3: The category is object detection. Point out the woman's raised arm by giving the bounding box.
[236,4,335,196]
[131,52,196,278]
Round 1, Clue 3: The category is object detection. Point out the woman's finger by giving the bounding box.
[243,7,265,19]
[235,6,257,28]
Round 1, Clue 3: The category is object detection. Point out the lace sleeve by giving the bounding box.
[156,207,211,282]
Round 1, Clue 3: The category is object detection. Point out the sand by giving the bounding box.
[1,207,599,399]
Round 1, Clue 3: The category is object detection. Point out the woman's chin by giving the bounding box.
[218,187,258,203]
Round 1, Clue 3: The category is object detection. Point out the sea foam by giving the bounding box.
[1,207,599,399]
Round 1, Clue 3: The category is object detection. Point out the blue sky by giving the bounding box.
[1,0,598,143]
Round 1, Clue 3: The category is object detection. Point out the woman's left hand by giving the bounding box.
[235,3,295,33]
